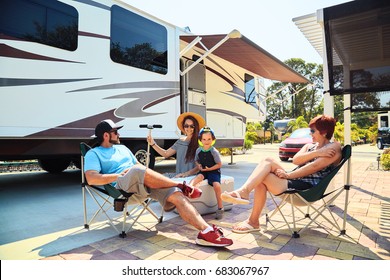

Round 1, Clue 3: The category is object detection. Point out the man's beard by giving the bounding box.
[109,136,120,144]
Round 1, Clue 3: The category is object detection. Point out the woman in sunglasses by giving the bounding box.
[147,112,205,178]
[221,115,342,233]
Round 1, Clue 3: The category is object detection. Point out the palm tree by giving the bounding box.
[288,116,309,132]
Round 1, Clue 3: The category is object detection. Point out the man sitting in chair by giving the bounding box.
[221,115,341,233]
[84,119,233,247]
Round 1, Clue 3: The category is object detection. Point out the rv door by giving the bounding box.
[181,60,207,121]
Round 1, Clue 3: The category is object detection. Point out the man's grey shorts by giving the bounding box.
[116,165,180,212]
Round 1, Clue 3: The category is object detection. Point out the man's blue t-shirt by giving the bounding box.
[84,145,137,177]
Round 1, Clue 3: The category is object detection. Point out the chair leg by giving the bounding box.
[85,187,121,235]
[341,185,351,235]
[82,185,89,229]
[268,194,299,236]
[289,195,300,238]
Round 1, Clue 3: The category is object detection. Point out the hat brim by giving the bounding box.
[177,112,206,133]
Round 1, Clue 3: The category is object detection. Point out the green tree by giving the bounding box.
[266,58,323,122]
[288,116,309,131]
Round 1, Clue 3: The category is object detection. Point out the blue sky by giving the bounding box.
[124,0,351,64]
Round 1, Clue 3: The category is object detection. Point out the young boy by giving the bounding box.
[190,126,224,219]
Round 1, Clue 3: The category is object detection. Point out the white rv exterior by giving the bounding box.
[0,0,307,172]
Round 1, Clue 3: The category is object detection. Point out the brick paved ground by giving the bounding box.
[42,158,390,260]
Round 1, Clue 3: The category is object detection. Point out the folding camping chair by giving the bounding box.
[266,144,352,238]
[80,142,163,238]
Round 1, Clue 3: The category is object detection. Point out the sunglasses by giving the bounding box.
[109,130,119,135]
[310,129,316,134]
[184,124,195,129]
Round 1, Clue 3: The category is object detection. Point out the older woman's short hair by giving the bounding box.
[309,115,336,140]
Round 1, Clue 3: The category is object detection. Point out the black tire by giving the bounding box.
[131,143,155,169]
[38,158,71,173]
[280,157,289,162]
[377,140,384,150]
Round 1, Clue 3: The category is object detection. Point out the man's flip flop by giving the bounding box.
[221,191,250,205]
[232,221,260,234]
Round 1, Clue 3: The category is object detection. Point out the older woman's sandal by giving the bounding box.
[232,221,260,233]
[221,191,250,205]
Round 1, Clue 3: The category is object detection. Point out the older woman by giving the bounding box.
[221,115,342,233]
[147,112,205,178]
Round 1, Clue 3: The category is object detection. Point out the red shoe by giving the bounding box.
[196,225,233,247]
[178,181,202,199]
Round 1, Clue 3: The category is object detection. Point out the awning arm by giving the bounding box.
[180,29,241,76]
[276,83,314,104]
[262,83,291,103]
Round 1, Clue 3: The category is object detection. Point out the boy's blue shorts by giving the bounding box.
[199,171,221,186]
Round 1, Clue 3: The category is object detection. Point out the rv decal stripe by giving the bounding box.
[223,89,260,111]
[0,78,100,87]
[27,109,121,138]
[0,44,83,63]
[68,81,180,93]
[74,0,110,10]
[144,92,180,110]
[110,90,179,118]
[79,31,110,40]
[207,108,247,124]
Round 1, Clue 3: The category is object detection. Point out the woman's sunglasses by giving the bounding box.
[310,129,316,134]
[184,124,195,129]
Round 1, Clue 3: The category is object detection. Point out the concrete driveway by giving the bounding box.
[0,143,385,259]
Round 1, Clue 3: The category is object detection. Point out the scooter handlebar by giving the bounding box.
[139,124,163,129]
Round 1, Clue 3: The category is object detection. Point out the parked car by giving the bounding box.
[279,128,313,161]
[377,127,390,150]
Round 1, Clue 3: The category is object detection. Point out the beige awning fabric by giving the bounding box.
[180,34,310,84]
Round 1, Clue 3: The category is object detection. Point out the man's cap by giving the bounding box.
[95,119,123,138]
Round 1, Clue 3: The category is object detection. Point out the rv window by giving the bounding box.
[110,5,168,75]
[245,74,257,104]
[0,0,78,51]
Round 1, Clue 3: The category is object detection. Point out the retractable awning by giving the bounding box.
[180,32,310,84]
[294,0,390,97]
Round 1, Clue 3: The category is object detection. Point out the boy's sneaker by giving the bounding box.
[178,181,202,199]
[196,225,233,247]
[215,208,224,220]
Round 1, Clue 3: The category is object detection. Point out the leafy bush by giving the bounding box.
[245,131,258,143]
[333,122,344,144]
[246,122,257,132]
[333,122,373,145]
[381,148,390,170]
[218,148,231,156]
[381,154,390,170]
[244,138,253,150]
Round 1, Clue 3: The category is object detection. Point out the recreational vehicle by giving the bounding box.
[0,0,308,173]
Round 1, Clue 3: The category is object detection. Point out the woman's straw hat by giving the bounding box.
[176,112,206,133]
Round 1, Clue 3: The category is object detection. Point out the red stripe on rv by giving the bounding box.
[0,44,81,63]
[78,31,110,40]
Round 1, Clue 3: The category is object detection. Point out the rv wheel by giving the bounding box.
[38,158,71,173]
[131,143,155,169]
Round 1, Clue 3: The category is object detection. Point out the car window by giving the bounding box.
[289,129,311,139]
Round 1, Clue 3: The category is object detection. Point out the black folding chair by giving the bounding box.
[81,142,163,238]
[266,145,352,238]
